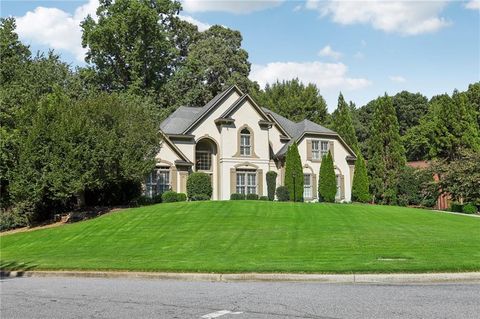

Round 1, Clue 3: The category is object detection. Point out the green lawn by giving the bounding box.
[1,201,479,273]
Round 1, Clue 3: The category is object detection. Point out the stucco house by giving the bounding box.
[145,85,357,201]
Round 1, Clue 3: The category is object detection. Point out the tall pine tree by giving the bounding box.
[284,142,303,202]
[332,93,359,153]
[351,154,370,203]
[367,94,406,204]
[318,152,336,202]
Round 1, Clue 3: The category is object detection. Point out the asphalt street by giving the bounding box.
[1,276,479,318]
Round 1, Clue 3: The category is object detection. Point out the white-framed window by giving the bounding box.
[303,174,312,198]
[196,140,212,171]
[240,128,251,156]
[236,170,257,194]
[145,167,170,197]
[321,141,329,157]
[312,140,320,160]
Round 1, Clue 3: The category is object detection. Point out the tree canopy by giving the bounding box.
[253,78,328,125]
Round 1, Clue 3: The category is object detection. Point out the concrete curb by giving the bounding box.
[2,270,480,284]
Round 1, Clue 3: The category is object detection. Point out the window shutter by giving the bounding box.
[306,140,312,161]
[230,168,236,195]
[312,173,317,199]
[340,175,345,200]
[257,169,263,195]
[329,141,334,159]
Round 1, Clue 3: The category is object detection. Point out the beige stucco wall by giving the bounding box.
[297,137,352,202]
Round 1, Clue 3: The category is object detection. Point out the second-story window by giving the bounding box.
[240,128,251,156]
[312,140,320,160]
[321,141,329,157]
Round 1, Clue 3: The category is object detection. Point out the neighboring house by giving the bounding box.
[146,85,357,201]
[407,161,450,210]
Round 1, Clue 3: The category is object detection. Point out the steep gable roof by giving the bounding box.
[160,85,241,135]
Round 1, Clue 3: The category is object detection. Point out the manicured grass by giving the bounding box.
[1,201,479,273]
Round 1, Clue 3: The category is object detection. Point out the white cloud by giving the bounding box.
[181,0,283,14]
[179,15,211,31]
[465,0,480,10]
[250,61,371,91]
[16,0,98,62]
[318,45,342,60]
[306,0,451,35]
[389,75,407,83]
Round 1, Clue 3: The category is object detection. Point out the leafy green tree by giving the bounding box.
[253,78,328,125]
[367,94,406,204]
[318,152,336,202]
[351,155,370,203]
[163,25,255,107]
[431,149,480,203]
[1,18,77,208]
[427,92,480,160]
[81,0,182,92]
[466,82,480,127]
[392,91,429,135]
[9,90,160,222]
[284,142,303,202]
[331,93,359,153]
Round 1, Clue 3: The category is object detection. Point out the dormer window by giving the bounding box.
[240,128,251,156]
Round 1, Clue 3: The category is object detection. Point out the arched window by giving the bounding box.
[240,128,251,156]
[195,139,214,171]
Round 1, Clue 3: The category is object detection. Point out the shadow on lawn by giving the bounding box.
[0,260,38,279]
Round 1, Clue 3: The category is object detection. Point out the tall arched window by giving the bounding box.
[195,139,214,171]
[240,128,251,156]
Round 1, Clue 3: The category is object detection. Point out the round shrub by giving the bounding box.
[186,172,212,200]
[190,194,211,201]
[246,193,259,200]
[230,193,245,200]
[176,193,187,202]
[462,203,478,214]
[161,191,178,203]
[276,186,289,202]
[259,196,269,201]
[266,171,277,201]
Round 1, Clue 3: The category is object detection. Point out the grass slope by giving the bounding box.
[1,201,479,273]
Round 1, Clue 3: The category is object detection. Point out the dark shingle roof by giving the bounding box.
[160,106,204,134]
[160,89,338,158]
[160,86,236,134]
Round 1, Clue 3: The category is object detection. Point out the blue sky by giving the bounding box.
[1,0,479,110]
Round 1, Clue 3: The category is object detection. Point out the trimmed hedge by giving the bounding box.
[259,196,269,201]
[276,186,290,202]
[162,191,178,203]
[246,194,259,200]
[230,193,245,200]
[266,171,277,201]
[186,172,212,200]
[190,194,211,201]
[463,203,478,214]
[176,193,187,202]
[451,202,463,213]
